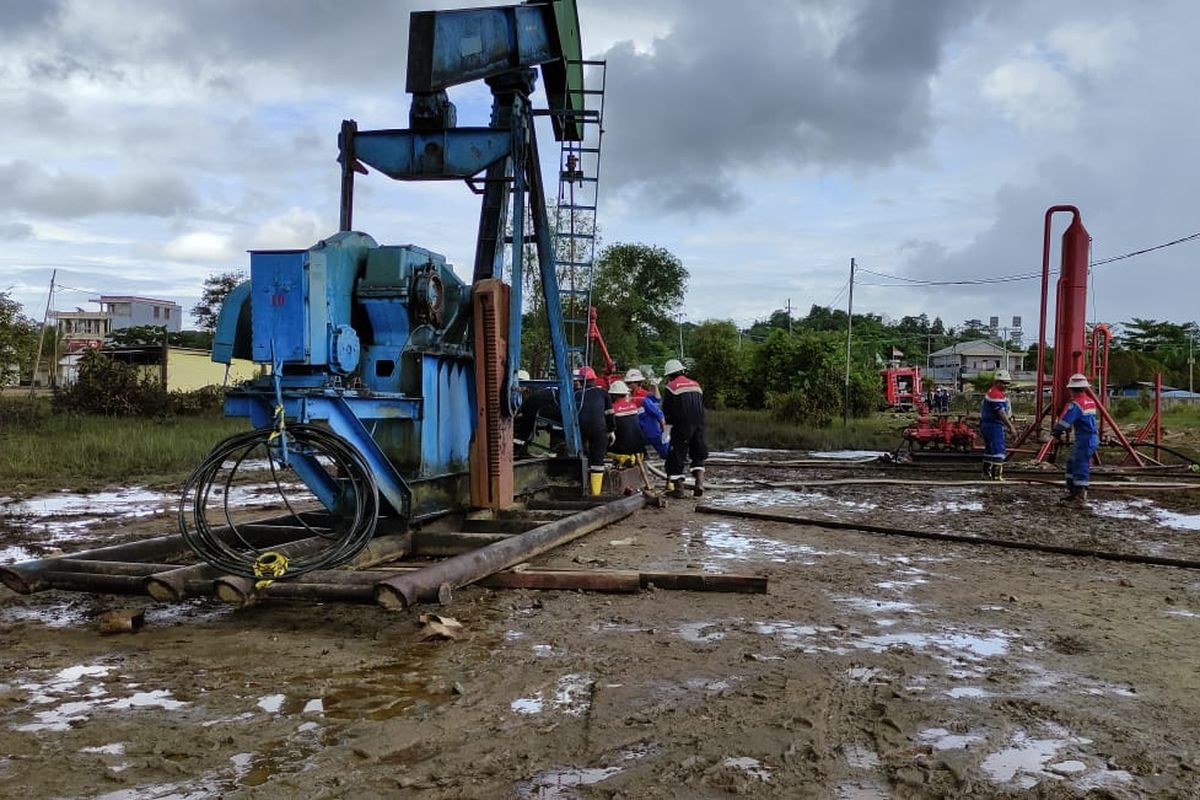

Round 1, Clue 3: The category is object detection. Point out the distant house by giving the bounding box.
[928,340,1028,389]
[96,296,183,333]
[1113,381,1200,403]
[42,295,184,385]
[53,344,260,391]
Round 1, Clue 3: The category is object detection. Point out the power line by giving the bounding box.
[854,227,1200,288]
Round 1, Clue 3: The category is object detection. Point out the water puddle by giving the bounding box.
[980,723,1131,790]
[318,661,449,721]
[843,745,880,770]
[257,694,286,713]
[1090,498,1200,531]
[854,629,1010,659]
[946,686,992,699]
[512,674,594,717]
[715,489,878,513]
[918,727,984,750]
[0,482,309,561]
[834,596,921,615]
[1166,609,1199,619]
[678,621,727,643]
[718,756,772,781]
[807,450,886,461]
[0,598,235,630]
[11,664,186,733]
[681,520,829,568]
[516,742,659,799]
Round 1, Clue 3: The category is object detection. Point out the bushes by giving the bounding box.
[53,350,223,417]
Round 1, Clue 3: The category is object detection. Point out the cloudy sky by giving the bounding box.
[2,0,1197,337]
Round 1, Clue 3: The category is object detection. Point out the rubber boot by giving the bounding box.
[1075,488,1089,507]
[994,463,1005,482]
[588,471,603,496]
[691,468,705,498]
[982,462,994,481]
[666,478,685,499]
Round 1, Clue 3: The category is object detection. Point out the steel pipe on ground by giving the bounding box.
[374,493,647,610]
[0,517,325,594]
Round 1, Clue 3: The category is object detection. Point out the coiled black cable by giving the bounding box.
[179,424,379,579]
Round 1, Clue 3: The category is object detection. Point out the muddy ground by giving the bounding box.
[3,454,1200,799]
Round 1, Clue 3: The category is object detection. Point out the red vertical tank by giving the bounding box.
[1051,214,1090,416]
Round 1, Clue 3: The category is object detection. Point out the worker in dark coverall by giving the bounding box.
[575,366,614,495]
[1052,373,1100,506]
[979,369,1017,481]
[662,358,708,498]
[514,377,562,457]
[607,380,646,458]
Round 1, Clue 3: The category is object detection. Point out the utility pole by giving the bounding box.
[1189,330,1194,396]
[29,269,56,399]
[843,257,855,425]
[677,312,684,359]
[786,297,792,334]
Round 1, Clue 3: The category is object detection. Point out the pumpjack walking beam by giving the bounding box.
[337,1,591,504]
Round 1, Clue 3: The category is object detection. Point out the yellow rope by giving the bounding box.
[252,551,289,590]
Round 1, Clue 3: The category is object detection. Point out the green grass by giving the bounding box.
[0,400,245,494]
[706,409,902,452]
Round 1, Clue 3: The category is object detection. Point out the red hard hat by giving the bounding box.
[576,366,597,381]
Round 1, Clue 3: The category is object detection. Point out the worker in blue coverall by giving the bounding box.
[980,370,1018,481]
[1052,373,1100,506]
[624,368,668,458]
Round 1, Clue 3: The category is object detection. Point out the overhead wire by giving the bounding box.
[853,227,1200,288]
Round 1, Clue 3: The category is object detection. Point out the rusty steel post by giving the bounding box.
[374,492,646,610]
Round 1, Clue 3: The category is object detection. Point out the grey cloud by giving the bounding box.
[0,222,33,240]
[0,160,197,219]
[0,0,64,34]
[598,0,984,214]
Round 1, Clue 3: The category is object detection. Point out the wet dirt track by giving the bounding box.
[3,462,1200,798]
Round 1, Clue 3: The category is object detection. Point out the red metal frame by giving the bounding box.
[1088,323,1112,439]
[585,306,617,387]
[1014,206,1158,468]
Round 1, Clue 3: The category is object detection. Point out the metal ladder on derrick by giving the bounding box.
[552,59,607,375]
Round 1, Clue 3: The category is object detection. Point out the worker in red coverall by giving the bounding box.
[661,358,707,498]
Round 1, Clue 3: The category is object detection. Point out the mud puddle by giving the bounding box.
[5,663,187,734]
[0,482,313,564]
[979,721,1132,791]
[1090,498,1200,531]
[516,742,662,799]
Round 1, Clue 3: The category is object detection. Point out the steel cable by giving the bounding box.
[179,424,379,579]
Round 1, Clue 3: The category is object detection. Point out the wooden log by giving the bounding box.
[375,494,647,610]
[459,518,542,534]
[524,499,610,511]
[410,531,512,558]
[639,571,767,594]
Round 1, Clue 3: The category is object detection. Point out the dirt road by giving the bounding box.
[2,463,1200,798]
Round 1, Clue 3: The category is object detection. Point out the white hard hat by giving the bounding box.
[664,358,685,376]
[994,369,1012,382]
[1067,373,1090,389]
[517,369,531,381]
[624,368,644,383]
[608,380,629,395]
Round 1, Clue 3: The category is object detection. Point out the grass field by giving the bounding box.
[3,396,1195,496]
[706,409,902,452]
[0,399,244,494]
